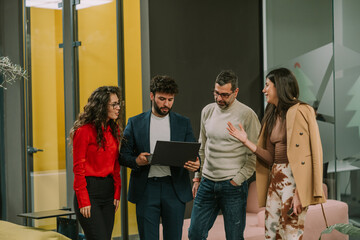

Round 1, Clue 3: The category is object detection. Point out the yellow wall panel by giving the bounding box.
[78,2,118,109]
[123,0,143,235]
[29,7,65,229]
[30,8,65,172]
[123,0,143,120]
[55,10,66,169]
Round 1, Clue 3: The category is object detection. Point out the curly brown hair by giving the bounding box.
[69,86,124,148]
[150,75,179,95]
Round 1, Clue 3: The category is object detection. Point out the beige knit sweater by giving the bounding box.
[195,100,260,185]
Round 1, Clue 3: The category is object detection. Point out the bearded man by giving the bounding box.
[188,70,260,240]
[120,75,200,240]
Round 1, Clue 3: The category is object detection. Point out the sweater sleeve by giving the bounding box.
[232,111,261,185]
[73,127,91,208]
[195,108,207,179]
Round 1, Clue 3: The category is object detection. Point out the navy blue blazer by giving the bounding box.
[119,110,197,204]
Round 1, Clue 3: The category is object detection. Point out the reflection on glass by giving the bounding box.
[76,0,113,10]
[334,0,360,227]
[25,0,61,9]
[264,1,334,167]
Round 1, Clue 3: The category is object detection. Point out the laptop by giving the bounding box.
[147,140,200,167]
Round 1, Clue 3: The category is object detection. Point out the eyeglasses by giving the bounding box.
[213,90,234,99]
[108,102,121,109]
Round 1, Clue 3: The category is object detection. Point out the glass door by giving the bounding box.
[24,0,66,229]
[23,0,128,236]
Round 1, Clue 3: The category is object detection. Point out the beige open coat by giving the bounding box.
[256,103,326,208]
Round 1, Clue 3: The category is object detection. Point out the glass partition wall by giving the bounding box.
[333,0,360,227]
[23,0,125,237]
[264,0,360,227]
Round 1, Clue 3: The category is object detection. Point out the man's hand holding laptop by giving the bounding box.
[184,157,200,172]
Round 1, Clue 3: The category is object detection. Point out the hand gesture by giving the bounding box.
[227,122,248,143]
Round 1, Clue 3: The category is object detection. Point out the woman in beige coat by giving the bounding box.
[227,68,325,239]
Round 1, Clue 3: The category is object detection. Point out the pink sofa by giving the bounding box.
[180,181,349,240]
[303,183,349,240]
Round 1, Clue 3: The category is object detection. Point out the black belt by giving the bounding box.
[147,176,171,182]
[86,175,112,180]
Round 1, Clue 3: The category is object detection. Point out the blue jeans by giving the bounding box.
[188,177,248,240]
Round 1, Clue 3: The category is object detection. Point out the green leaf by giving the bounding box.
[319,223,360,240]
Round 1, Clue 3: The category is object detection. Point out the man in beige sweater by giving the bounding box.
[188,70,260,240]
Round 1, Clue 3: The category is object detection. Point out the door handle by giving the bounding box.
[27,146,44,154]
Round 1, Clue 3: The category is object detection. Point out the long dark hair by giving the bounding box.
[261,68,301,145]
[69,86,124,148]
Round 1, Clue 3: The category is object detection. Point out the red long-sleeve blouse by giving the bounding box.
[73,123,121,208]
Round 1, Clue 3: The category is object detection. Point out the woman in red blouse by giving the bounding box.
[69,86,123,240]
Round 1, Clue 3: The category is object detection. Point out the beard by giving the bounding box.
[216,98,232,109]
[215,94,235,110]
[153,100,171,116]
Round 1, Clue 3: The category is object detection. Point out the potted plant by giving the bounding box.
[0,56,27,89]
[320,223,360,239]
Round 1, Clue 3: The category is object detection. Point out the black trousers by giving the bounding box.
[136,176,186,240]
[74,176,115,240]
